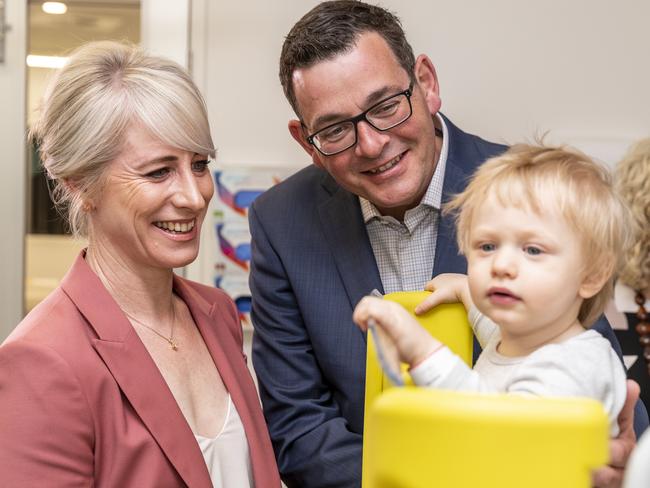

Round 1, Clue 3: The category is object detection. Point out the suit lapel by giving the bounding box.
[432,158,468,276]
[60,253,212,488]
[432,116,480,277]
[318,175,383,327]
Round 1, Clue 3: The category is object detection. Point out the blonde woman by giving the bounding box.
[608,138,650,411]
[0,42,280,487]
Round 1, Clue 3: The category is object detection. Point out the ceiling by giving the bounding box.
[29,1,140,56]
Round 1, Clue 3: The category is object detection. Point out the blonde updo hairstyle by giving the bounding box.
[31,41,215,237]
[615,138,650,293]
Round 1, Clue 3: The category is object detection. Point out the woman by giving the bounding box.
[607,138,650,411]
[0,41,280,487]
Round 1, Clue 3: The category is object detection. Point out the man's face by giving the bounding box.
[288,32,442,219]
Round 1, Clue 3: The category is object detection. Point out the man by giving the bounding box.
[249,2,647,487]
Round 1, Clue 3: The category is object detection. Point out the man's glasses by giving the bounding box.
[306,82,414,156]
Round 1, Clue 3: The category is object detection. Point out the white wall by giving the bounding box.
[396,0,650,158]
[141,0,189,67]
[191,1,326,169]
[186,0,650,296]
[193,0,650,171]
[0,0,26,339]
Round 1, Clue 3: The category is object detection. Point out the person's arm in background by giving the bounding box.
[249,204,362,488]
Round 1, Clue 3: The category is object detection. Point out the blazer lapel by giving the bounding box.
[318,175,383,322]
[60,253,212,488]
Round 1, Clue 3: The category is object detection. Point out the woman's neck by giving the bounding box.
[85,242,175,322]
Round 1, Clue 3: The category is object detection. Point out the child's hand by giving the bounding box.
[353,296,442,368]
[414,273,473,315]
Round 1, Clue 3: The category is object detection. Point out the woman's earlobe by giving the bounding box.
[82,200,95,212]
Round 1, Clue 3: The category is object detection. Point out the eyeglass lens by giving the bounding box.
[312,91,412,155]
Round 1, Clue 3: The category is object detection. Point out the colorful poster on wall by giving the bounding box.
[211,166,297,328]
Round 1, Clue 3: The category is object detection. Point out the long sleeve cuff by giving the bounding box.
[409,346,461,388]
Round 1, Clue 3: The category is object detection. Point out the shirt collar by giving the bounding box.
[360,113,449,223]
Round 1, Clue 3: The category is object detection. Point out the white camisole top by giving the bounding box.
[195,394,254,487]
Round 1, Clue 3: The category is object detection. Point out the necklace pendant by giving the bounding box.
[170,340,179,351]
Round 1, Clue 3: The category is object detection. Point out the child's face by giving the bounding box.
[466,194,593,346]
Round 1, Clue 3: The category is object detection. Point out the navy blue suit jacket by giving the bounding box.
[249,116,648,487]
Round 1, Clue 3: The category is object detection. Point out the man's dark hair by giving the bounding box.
[280,0,416,117]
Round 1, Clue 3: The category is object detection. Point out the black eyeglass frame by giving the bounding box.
[305,82,414,156]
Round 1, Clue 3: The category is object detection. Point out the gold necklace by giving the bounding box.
[123,305,179,351]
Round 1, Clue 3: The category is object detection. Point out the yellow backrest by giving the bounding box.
[364,388,608,488]
[362,291,473,486]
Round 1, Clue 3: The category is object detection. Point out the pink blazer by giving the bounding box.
[0,252,281,487]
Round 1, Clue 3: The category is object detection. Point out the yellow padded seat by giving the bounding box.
[364,388,608,488]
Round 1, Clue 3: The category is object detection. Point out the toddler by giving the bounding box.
[354,144,633,435]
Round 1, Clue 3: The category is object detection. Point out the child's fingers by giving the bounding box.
[418,273,469,314]
[353,296,386,331]
[415,288,454,315]
[352,297,371,330]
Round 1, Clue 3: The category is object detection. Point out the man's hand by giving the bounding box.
[592,380,639,488]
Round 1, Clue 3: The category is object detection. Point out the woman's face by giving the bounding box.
[87,123,214,272]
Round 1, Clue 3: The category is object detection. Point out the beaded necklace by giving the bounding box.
[635,290,649,375]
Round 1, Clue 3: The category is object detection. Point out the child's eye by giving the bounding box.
[524,246,543,256]
[479,243,496,252]
[146,167,170,179]
[192,159,211,173]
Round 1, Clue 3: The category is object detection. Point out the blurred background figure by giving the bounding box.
[607,137,650,409]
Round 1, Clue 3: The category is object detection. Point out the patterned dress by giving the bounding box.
[606,283,650,409]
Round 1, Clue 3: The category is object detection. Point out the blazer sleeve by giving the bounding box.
[249,204,362,488]
[0,340,95,486]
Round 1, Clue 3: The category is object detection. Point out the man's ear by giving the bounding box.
[288,119,324,168]
[413,54,442,116]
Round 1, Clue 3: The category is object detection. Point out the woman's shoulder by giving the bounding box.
[3,285,84,350]
[176,277,234,307]
[175,277,239,323]
[176,277,243,346]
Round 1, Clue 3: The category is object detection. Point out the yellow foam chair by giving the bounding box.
[362,291,472,486]
[361,291,608,488]
[363,291,473,412]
